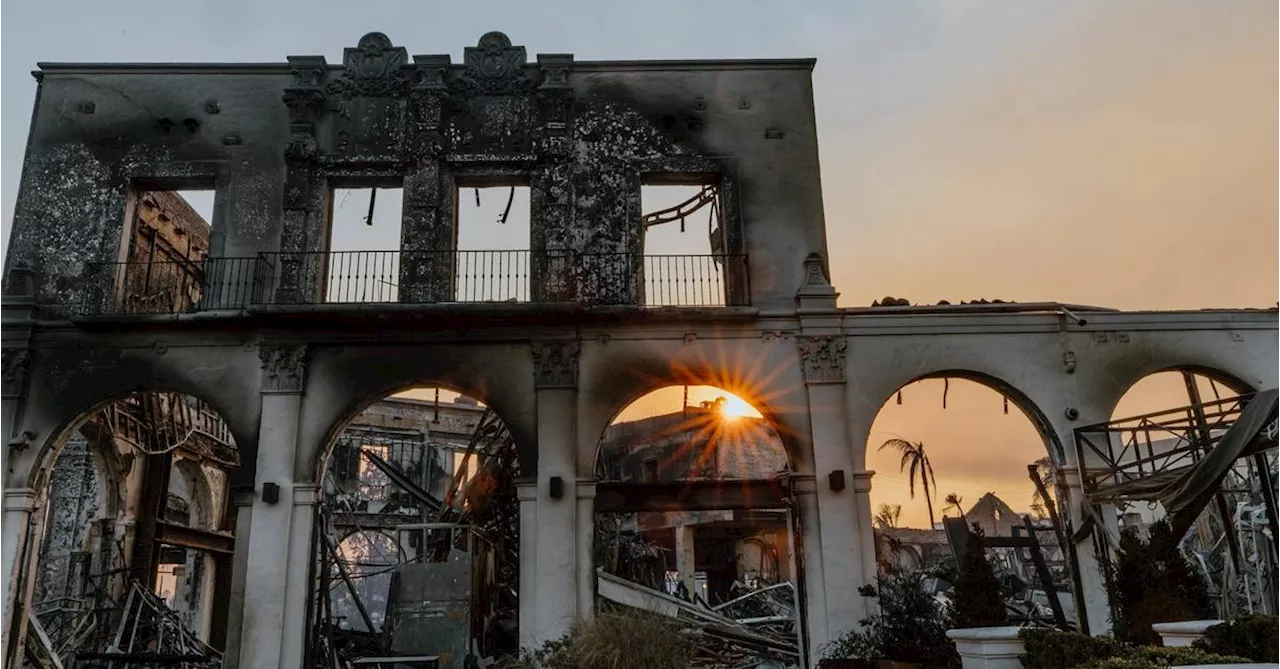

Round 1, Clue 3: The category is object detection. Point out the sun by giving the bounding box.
[717,393,761,420]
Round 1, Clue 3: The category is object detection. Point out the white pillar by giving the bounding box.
[517,481,539,650]
[1061,471,1113,636]
[221,489,254,669]
[793,475,829,651]
[852,471,878,588]
[279,484,319,669]
[533,386,578,645]
[675,523,697,597]
[237,343,307,669]
[576,480,596,618]
[2,488,38,647]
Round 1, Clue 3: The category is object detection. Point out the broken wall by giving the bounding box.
[5,32,825,313]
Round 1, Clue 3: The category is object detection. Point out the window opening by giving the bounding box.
[455,185,531,302]
[640,183,726,306]
[115,188,215,314]
[326,186,404,303]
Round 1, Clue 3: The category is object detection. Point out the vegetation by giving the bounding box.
[1076,645,1250,668]
[822,569,958,668]
[879,438,938,528]
[1019,628,1122,669]
[1109,520,1214,646]
[493,609,691,669]
[1192,613,1279,662]
[874,503,902,529]
[1018,628,1250,669]
[948,525,1009,629]
[943,493,964,518]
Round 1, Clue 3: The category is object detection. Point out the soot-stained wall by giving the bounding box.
[5,32,824,312]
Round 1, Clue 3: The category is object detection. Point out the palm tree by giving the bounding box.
[944,493,964,518]
[879,438,938,528]
[874,503,902,529]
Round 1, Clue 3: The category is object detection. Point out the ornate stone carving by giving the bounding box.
[531,340,579,389]
[802,252,829,286]
[2,348,31,398]
[259,344,308,392]
[451,32,535,95]
[324,33,412,158]
[327,32,411,98]
[796,335,847,384]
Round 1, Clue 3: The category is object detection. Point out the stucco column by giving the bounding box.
[516,481,539,650]
[576,479,596,618]
[675,523,697,597]
[237,344,307,669]
[852,471,878,588]
[221,488,254,669]
[2,488,38,646]
[1060,468,1112,636]
[792,474,828,652]
[525,341,581,647]
[279,484,319,669]
[797,334,868,646]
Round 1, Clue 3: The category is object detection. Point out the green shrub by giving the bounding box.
[1018,628,1121,669]
[824,570,958,668]
[950,526,1009,629]
[1192,613,1279,662]
[1110,520,1214,646]
[1077,645,1250,668]
[491,609,690,669]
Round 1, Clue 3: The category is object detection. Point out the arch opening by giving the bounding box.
[311,386,520,666]
[16,390,242,667]
[592,384,800,662]
[1097,367,1276,619]
[865,373,1074,627]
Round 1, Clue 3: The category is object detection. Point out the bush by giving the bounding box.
[949,526,1009,629]
[1077,645,1250,668]
[824,569,958,668]
[1110,520,1214,646]
[1192,613,1279,662]
[1018,628,1122,669]
[491,608,690,669]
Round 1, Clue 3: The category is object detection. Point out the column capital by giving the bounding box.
[851,470,875,493]
[796,335,847,384]
[575,480,597,500]
[515,479,539,501]
[292,484,320,506]
[789,472,819,495]
[259,343,308,394]
[2,487,38,511]
[530,340,579,389]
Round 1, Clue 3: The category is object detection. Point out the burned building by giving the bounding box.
[2,31,1277,668]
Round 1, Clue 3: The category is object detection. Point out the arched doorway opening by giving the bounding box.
[13,391,240,667]
[310,386,521,668]
[1097,368,1276,617]
[593,384,800,665]
[866,374,1073,627]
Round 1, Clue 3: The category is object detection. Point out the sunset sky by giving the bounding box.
[3,1,1274,528]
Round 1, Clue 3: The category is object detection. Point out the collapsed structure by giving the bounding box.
[0,31,1276,668]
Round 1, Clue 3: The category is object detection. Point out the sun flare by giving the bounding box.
[717,393,761,419]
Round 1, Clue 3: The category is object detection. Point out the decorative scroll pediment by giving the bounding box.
[450,32,536,95]
[327,32,412,98]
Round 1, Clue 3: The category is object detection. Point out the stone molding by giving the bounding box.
[575,480,597,500]
[796,335,847,384]
[2,488,38,512]
[789,473,818,495]
[1,348,31,399]
[531,340,579,389]
[515,480,539,502]
[259,344,308,393]
[851,470,876,493]
[292,484,321,506]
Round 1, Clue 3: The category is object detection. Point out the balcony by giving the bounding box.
[77,250,749,317]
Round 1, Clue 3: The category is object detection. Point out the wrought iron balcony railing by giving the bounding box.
[80,257,260,316]
[76,250,749,316]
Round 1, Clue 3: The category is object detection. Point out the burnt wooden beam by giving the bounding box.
[154,521,235,555]
[593,480,789,513]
